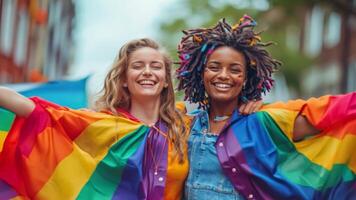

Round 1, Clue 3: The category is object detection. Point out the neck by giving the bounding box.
[209,99,238,120]
[130,96,161,125]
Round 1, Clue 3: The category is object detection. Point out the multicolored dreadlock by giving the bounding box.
[176,15,281,109]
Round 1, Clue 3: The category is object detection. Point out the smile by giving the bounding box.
[137,79,156,86]
[212,82,233,89]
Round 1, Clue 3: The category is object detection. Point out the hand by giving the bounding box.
[239,99,263,115]
[293,115,320,141]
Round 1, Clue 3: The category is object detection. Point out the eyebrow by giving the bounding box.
[151,61,164,64]
[130,61,144,64]
[130,60,164,64]
[207,61,243,66]
[230,63,244,67]
[207,61,221,65]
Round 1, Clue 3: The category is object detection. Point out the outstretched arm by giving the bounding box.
[263,92,356,141]
[0,87,35,117]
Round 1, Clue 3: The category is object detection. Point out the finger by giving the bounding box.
[239,104,246,113]
[242,101,254,115]
[252,100,263,112]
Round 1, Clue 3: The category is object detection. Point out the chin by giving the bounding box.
[135,91,161,98]
[210,95,238,104]
[139,93,160,97]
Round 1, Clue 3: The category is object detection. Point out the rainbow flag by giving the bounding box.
[0,78,88,151]
[220,92,356,199]
[0,98,187,200]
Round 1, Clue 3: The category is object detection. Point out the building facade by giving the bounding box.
[0,0,75,83]
[300,2,356,96]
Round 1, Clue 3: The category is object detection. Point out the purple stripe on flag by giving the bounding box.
[111,134,146,199]
[141,121,168,200]
[0,180,18,199]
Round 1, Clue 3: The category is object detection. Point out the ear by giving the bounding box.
[164,83,168,88]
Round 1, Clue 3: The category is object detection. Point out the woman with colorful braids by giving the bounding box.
[177,15,356,199]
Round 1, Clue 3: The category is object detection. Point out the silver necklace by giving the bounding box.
[212,115,231,122]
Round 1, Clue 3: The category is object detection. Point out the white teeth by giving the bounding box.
[138,80,155,85]
[214,83,231,88]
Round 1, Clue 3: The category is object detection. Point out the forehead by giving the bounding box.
[208,46,246,64]
[129,47,164,62]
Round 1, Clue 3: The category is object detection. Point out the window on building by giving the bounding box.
[324,12,341,48]
[0,0,17,55]
[347,61,356,92]
[304,5,324,57]
[14,10,28,66]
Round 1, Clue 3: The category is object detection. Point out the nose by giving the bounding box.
[217,67,229,80]
[142,65,152,76]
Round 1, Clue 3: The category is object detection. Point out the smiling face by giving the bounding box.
[203,46,246,105]
[125,47,167,100]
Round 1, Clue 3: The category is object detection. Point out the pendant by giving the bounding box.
[213,115,230,122]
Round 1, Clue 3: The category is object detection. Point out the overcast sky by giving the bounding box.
[70,0,176,97]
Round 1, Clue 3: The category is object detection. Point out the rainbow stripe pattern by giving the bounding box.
[0,98,187,200]
[220,92,356,199]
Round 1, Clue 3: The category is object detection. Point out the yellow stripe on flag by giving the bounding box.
[0,131,8,152]
[35,118,143,199]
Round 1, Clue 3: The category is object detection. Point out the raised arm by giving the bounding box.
[0,87,35,117]
[263,92,356,141]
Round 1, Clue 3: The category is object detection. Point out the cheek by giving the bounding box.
[203,79,210,91]
[235,78,245,89]
[125,71,138,88]
[158,69,167,82]
[202,71,210,88]
[126,70,137,80]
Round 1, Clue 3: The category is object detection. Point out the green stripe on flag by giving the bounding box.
[0,109,15,132]
[258,112,356,190]
[77,125,149,200]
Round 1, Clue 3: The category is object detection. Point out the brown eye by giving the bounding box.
[207,65,220,72]
[230,66,243,74]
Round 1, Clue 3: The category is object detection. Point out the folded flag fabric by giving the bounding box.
[0,97,187,200]
[220,92,356,199]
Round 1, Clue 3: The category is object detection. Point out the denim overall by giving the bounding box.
[184,110,244,200]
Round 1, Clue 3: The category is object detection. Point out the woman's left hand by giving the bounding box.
[239,99,263,115]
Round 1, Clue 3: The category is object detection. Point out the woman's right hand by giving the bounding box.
[0,87,35,117]
[239,99,263,115]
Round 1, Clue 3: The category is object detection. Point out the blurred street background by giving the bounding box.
[0,0,355,106]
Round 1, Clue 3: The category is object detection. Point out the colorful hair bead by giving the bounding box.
[184,54,190,60]
[193,35,203,43]
[201,43,208,52]
[250,60,257,66]
[232,23,239,30]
